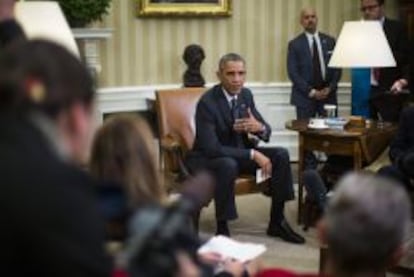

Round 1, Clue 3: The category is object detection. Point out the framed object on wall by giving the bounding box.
[137,0,232,17]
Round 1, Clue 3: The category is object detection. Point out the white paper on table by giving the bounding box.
[198,235,266,263]
[256,169,270,184]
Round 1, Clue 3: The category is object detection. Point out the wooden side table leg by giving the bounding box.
[353,142,362,170]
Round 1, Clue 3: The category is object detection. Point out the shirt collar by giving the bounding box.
[305,31,319,40]
[221,87,237,103]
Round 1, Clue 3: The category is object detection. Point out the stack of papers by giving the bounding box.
[198,235,266,263]
[256,169,270,184]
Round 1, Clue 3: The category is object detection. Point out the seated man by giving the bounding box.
[186,52,304,244]
[258,172,411,277]
[378,106,414,188]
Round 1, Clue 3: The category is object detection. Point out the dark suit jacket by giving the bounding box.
[376,18,410,92]
[0,113,110,277]
[0,19,25,48]
[389,106,414,163]
[287,32,341,107]
[190,85,271,160]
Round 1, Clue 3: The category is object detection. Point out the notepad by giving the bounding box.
[198,235,266,263]
[256,169,270,184]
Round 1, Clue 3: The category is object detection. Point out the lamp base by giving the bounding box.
[351,68,371,117]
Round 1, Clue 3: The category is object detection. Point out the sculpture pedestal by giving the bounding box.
[72,28,113,80]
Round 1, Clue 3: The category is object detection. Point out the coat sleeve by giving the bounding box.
[326,38,342,92]
[389,108,414,163]
[287,40,312,97]
[245,90,271,142]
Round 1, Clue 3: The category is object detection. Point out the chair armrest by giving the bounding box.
[160,134,182,152]
[160,134,191,181]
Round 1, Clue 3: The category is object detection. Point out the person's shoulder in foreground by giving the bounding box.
[0,39,111,276]
[257,268,324,277]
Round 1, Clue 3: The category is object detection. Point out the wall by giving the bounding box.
[98,0,398,88]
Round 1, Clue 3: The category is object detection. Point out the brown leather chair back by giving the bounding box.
[156,87,206,152]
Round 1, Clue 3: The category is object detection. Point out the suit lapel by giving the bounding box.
[215,87,233,128]
[299,33,312,70]
[319,34,329,66]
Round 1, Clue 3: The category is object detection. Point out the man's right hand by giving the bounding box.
[315,89,329,100]
[253,150,272,178]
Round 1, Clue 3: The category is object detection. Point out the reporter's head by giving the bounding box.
[0,39,95,164]
[320,172,410,276]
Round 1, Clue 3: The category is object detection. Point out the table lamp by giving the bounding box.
[328,21,396,117]
[14,1,79,57]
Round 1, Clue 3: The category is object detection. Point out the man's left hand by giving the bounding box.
[238,108,264,133]
[390,79,408,94]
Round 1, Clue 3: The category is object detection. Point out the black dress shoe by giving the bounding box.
[267,219,305,244]
[216,221,231,237]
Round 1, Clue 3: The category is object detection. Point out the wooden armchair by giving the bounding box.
[155,87,259,195]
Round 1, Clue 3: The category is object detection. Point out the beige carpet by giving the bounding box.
[198,193,320,273]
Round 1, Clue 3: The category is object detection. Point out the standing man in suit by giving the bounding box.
[360,0,410,121]
[287,7,341,170]
[0,40,110,276]
[186,53,305,244]
[287,7,341,120]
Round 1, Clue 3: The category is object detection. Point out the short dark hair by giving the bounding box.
[0,39,94,118]
[362,0,384,5]
[218,52,245,71]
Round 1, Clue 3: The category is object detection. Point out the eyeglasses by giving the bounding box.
[360,4,379,12]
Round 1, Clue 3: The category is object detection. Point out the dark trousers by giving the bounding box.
[187,147,294,222]
[295,103,325,119]
[295,104,324,170]
[378,164,412,190]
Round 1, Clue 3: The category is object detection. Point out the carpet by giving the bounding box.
[198,193,320,273]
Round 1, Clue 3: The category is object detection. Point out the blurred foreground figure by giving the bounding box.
[0,40,110,276]
[0,0,25,48]
[258,172,411,277]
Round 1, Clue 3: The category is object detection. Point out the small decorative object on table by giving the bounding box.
[325,117,349,130]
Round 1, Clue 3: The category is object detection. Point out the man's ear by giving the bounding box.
[62,101,93,163]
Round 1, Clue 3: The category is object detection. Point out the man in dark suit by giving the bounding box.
[378,106,414,189]
[287,7,341,119]
[361,0,410,121]
[186,53,305,244]
[0,0,25,48]
[0,40,110,276]
[287,8,341,171]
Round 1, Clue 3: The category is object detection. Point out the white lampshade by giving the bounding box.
[14,2,79,57]
[328,21,395,68]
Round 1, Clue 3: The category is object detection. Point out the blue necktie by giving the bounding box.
[231,97,238,122]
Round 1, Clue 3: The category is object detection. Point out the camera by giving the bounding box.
[125,200,213,277]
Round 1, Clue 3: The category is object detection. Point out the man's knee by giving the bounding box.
[272,147,290,163]
[209,157,239,178]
